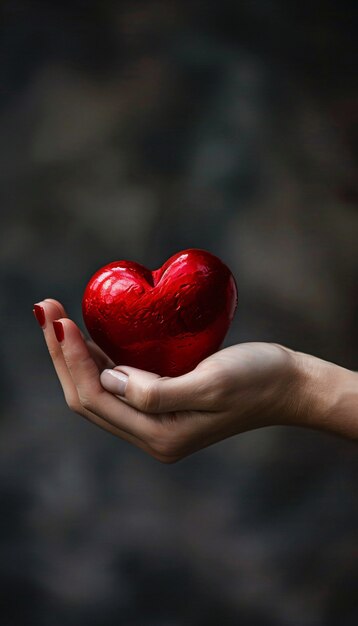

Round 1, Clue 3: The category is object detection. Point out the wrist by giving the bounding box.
[287,351,358,439]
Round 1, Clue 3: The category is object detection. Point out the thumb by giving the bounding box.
[100,365,211,414]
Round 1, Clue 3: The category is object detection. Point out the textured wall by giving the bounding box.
[0,2,357,625]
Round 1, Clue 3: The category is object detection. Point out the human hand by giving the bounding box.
[34,299,300,461]
[34,299,358,461]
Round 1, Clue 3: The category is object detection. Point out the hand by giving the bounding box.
[34,299,358,462]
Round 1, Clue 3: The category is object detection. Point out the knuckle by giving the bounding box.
[65,393,82,414]
[150,430,184,460]
[48,345,61,362]
[201,368,231,407]
[78,389,93,411]
[212,383,229,405]
[138,382,161,413]
[202,386,223,409]
[78,391,94,412]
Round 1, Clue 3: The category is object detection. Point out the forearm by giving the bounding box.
[288,352,358,440]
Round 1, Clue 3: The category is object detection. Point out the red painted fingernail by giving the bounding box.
[53,320,64,343]
[33,304,46,328]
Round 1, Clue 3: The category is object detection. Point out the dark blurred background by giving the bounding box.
[0,1,357,624]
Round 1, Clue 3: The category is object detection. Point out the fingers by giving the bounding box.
[35,299,72,387]
[100,364,215,414]
[34,300,151,450]
[34,300,222,462]
[56,318,156,441]
[54,318,189,461]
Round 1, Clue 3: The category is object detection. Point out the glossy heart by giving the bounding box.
[82,249,238,377]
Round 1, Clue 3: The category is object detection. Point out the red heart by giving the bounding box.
[82,249,237,377]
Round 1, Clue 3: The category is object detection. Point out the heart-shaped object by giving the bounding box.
[82,249,237,377]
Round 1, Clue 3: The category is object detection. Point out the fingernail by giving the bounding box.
[33,304,46,328]
[53,320,64,343]
[100,369,128,397]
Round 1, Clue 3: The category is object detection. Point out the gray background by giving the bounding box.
[0,1,357,624]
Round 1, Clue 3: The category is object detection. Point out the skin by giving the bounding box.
[36,299,358,463]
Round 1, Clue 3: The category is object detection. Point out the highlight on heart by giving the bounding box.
[82,249,238,377]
